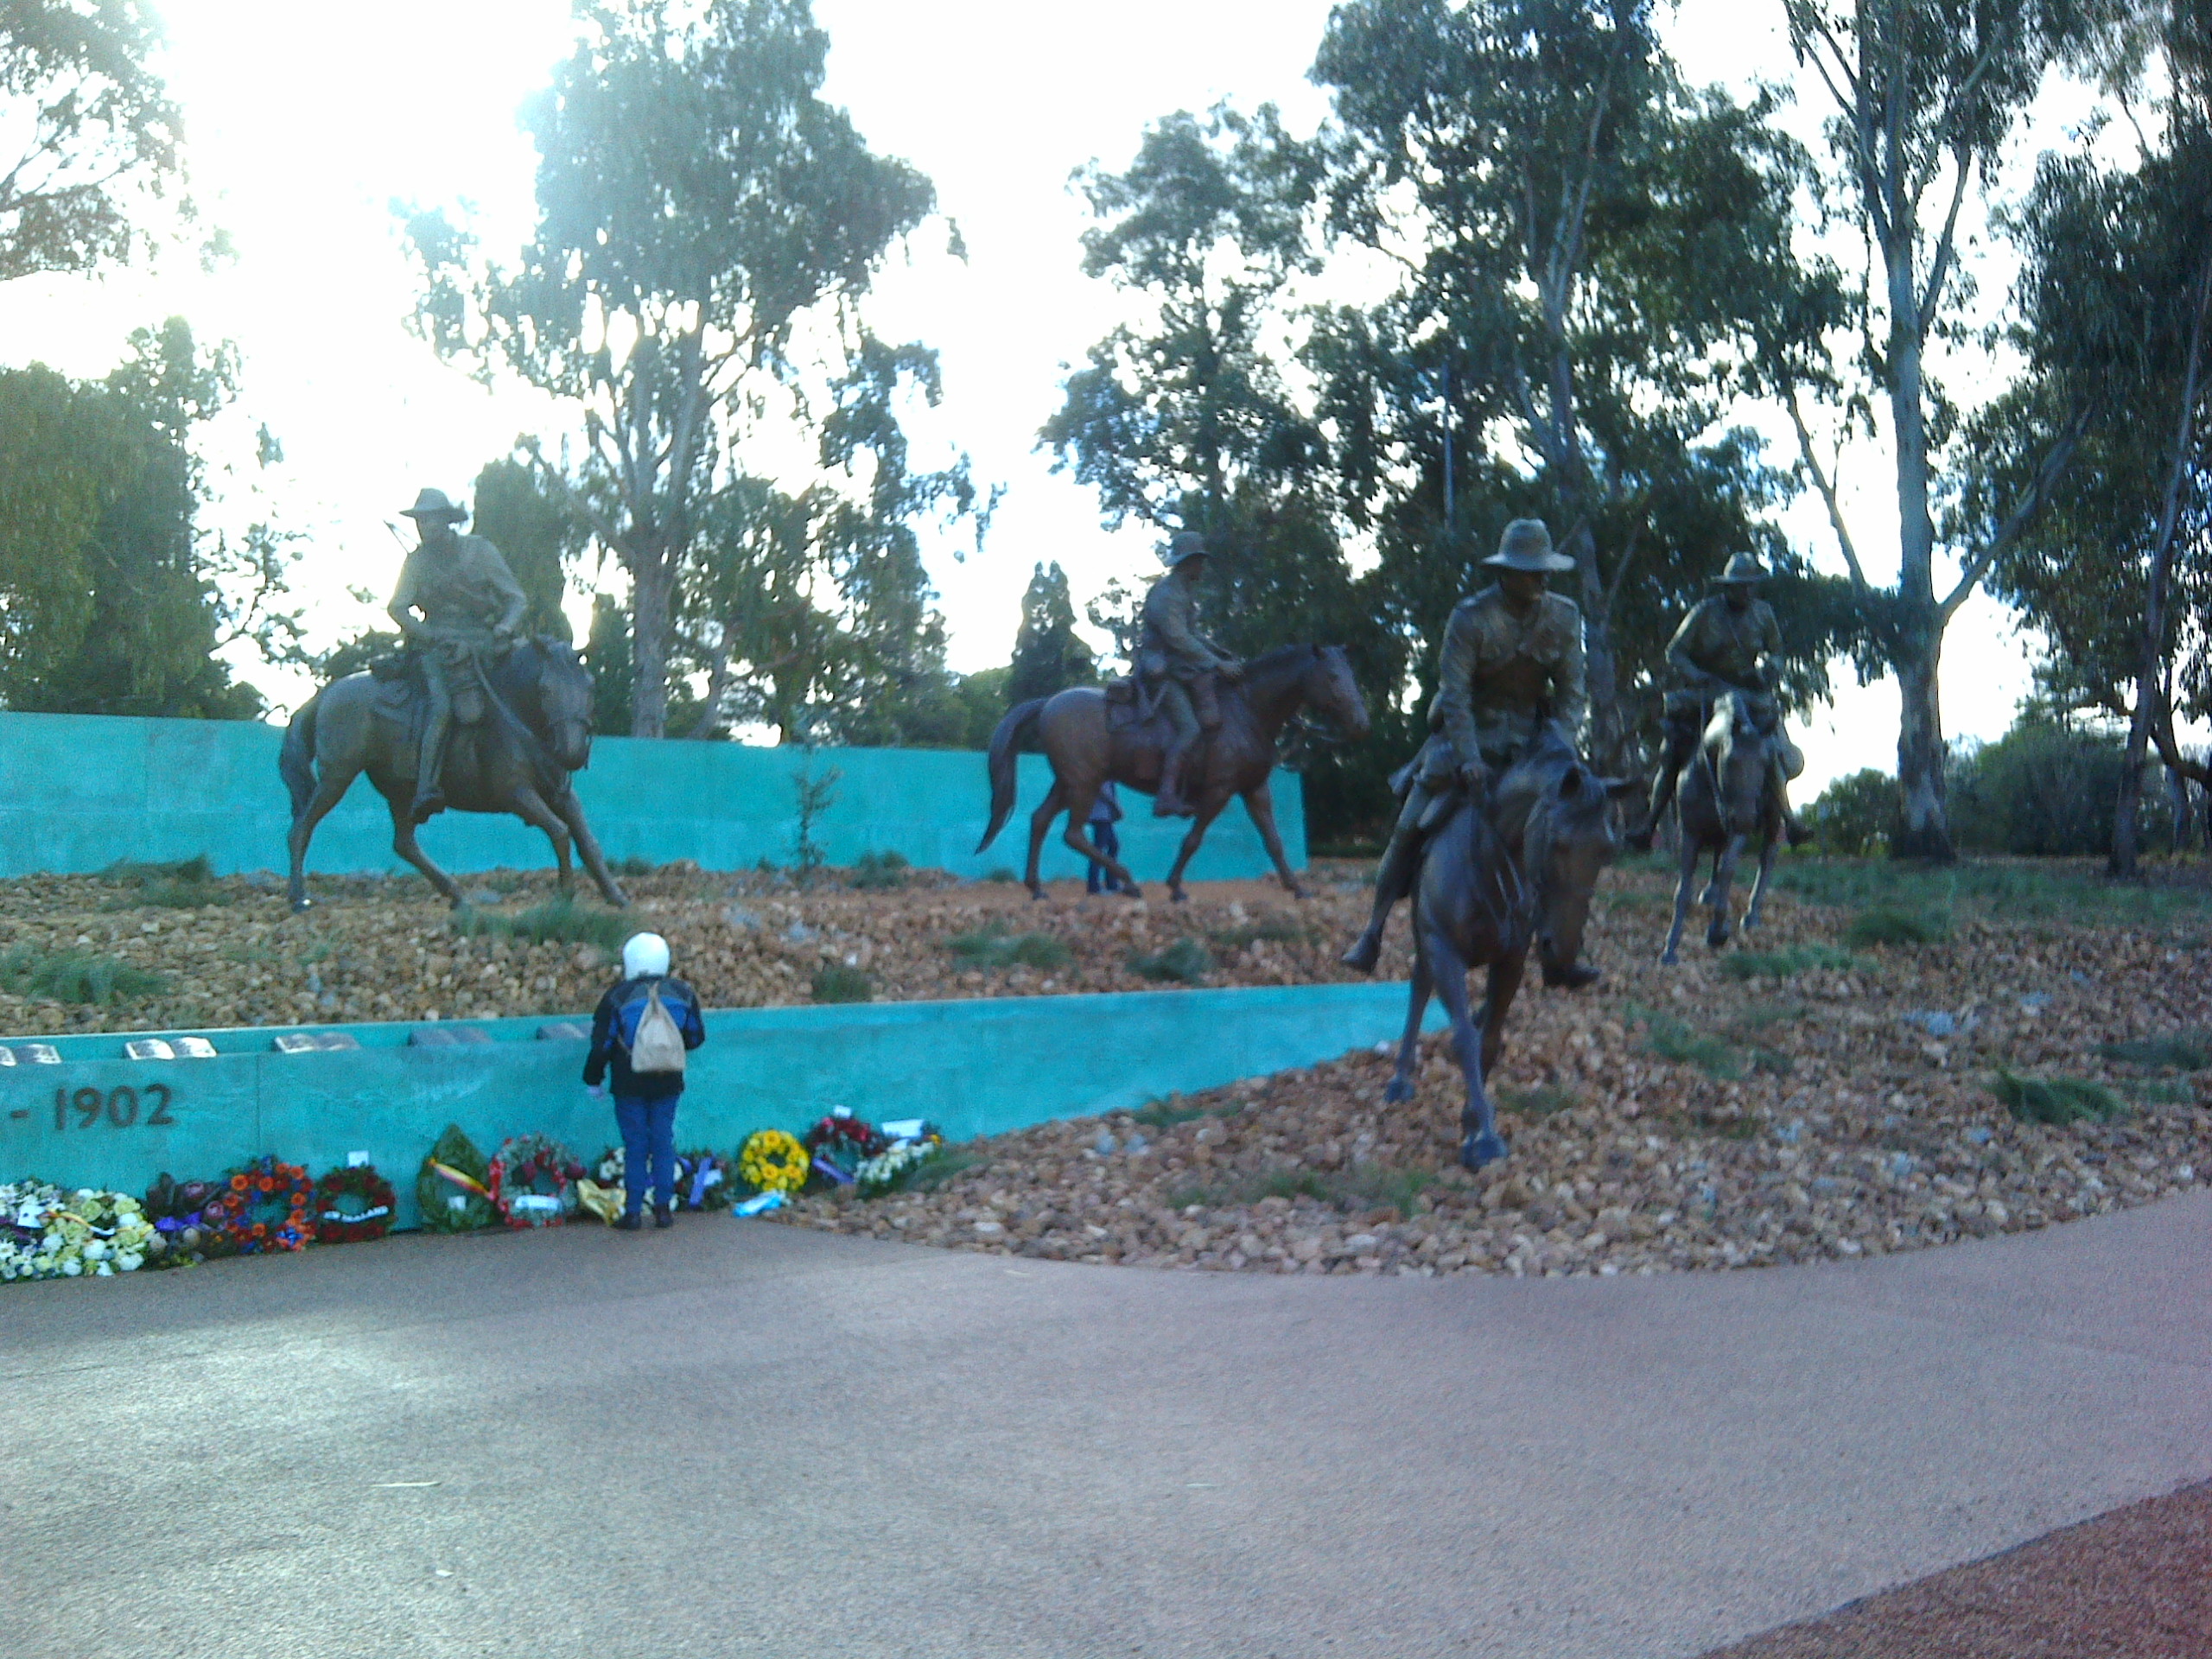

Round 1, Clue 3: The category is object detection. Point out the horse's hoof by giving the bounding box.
[1383,1077,1414,1105]
[1029,890,1047,903]
[1706,925,1732,950]
[1121,885,1144,901]
[1659,949,1679,966]
[289,897,313,915]
[1170,888,1188,904]
[1460,1130,1509,1171]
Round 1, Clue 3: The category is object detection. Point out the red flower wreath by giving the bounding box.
[315,1164,397,1244]
[487,1135,584,1230]
[201,1155,315,1254]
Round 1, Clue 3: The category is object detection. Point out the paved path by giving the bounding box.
[5,1194,2208,1659]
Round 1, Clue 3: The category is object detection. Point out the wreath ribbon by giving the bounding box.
[429,1160,492,1199]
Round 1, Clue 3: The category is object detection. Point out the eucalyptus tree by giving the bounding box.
[403,0,954,738]
[1778,0,2136,857]
[1006,560,1096,706]
[0,0,185,282]
[1311,0,1849,771]
[1974,0,2212,872]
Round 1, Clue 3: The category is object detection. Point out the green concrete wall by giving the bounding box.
[0,711,1304,883]
[0,984,1436,1227]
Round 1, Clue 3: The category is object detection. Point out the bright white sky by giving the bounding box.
[0,0,2146,792]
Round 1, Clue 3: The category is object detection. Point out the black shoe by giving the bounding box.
[614,1213,643,1231]
[653,1205,674,1229]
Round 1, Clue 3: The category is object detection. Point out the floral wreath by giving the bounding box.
[488,1135,583,1229]
[803,1109,887,1175]
[200,1156,315,1254]
[315,1164,397,1244]
[741,1129,810,1194]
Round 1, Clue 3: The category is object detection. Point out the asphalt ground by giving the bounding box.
[4,1192,2208,1659]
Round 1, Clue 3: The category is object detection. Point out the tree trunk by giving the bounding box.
[1566,520,1624,772]
[628,554,674,740]
[1892,639,1953,861]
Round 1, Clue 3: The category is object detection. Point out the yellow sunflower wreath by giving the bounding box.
[740,1129,811,1194]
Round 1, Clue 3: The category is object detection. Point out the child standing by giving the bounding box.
[584,932,708,1229]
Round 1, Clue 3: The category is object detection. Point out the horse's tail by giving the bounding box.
[977,697,1048,852]
[279,691,321,820]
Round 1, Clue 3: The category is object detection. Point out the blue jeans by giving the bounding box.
[614,1095,678,1216]
[1085,820,1122,893]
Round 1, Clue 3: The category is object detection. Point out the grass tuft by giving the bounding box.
[0,944,167,1005]
[1497,1084,1577,1116]
[1720,944,1854,981]
[1847,904,1952,946]
[946,923,1071,973]
[1209,917,1313,951]
[1128,938,1211,984]
[1630,1005,1745,1078]
[452,896,632,953]
[810,963,874,1004]
[2097,1033,2212,1072]
[1988,1069,2127,1126]
[848,850,912,891]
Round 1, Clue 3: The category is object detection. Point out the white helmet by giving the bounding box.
[622,932,671,979]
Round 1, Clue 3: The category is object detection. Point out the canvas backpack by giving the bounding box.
[619,980,688,1077]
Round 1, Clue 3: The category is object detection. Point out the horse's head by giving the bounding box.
[1527,760,1637,982]
[1300,645,1370,741]
[522,636,595,772]
[1705,690,1770,814]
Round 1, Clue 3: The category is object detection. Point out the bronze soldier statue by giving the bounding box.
[1627,551,1808,853]
[1135,531,1244,817]
[1341,518,1591,976]
[386,487,530,824]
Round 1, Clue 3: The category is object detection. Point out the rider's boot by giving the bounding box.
[1626,765,1675,855]
[412,708,451,825]
[1339,795,1423,972]
[1154,742,1193,818]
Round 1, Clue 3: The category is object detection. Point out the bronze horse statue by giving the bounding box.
[976,644,1370,902]
[279,638,627,914]
[1382,734,1629,1169]
[1661,691,1782,963]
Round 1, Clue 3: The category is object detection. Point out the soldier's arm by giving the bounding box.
[1430,607,1484,769]
[1154,588,1226,672]
[1755,605,1785,690]
[387,553,426,637]
[1550,607,1589,741]
[475,541,531,636]
[1663,605,1708,685]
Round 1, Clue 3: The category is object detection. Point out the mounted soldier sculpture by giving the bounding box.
[1344,519,1630,1172]
[978,531,1370,901]
[279,486,627,913]
[1629,551,1808,852]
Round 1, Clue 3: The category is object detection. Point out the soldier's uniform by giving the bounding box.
[387,487,529,823]
[1135,531,1240,817]
[1630,552,1805,849]
[1341,519,1587,973]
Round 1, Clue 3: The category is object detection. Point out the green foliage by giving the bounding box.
[0,944,166,1004]
[402,0,967,741]
[1809,770,1897,857]
[417,1123,496,1233]
[1720,944,1855,981]
[884,1147,981,1192]
[1946,718,2161,857]
[469,458,580,640]
[1497,1084,1576,1116]
[790,761,841,884]
[946,924,1071,972]
[99,852,225,909]
[1846,905,1952,946]
[1989,1070,2128,1126]
[1630,1004,1743,1077]
[2098,1033,2212,1072]
[0,322,279,719]
[1208,916,1313,951]
[1007,562,1096,705]
[982,867,1020,885]
[1127,938,1211,983]
[1131,1096,1215,1128]
[848,849,912,890]
[810,963,874,1003]
[451,896,630,953]
[0,0,183,283]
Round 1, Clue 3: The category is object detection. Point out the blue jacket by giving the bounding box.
[584,975,706,1101]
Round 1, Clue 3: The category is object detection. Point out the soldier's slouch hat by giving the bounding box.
[1714,552,1769,585]
[1482,518,1575,573]
[1162,531,1210,568]
[401,487,469,524]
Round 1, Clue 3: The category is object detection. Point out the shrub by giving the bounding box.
[1128,938,1211,984]
[1808,770,1896,857]
[1846,905,1952,946]
[1947,717,2177,857]
[1631,1006,1743,1078]
[613,855,655,877]
[2098,1033,2212,1072]
[810,963,874,1003]
[1988,1070,2127,1126]
[982,867,1020,884]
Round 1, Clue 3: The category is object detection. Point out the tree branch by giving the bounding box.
[1787,387,1871,591]
[1938,408,2089,622]
[1917,143,1974,322]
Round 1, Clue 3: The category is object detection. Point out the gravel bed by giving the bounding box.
[772,886,2212,1277]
